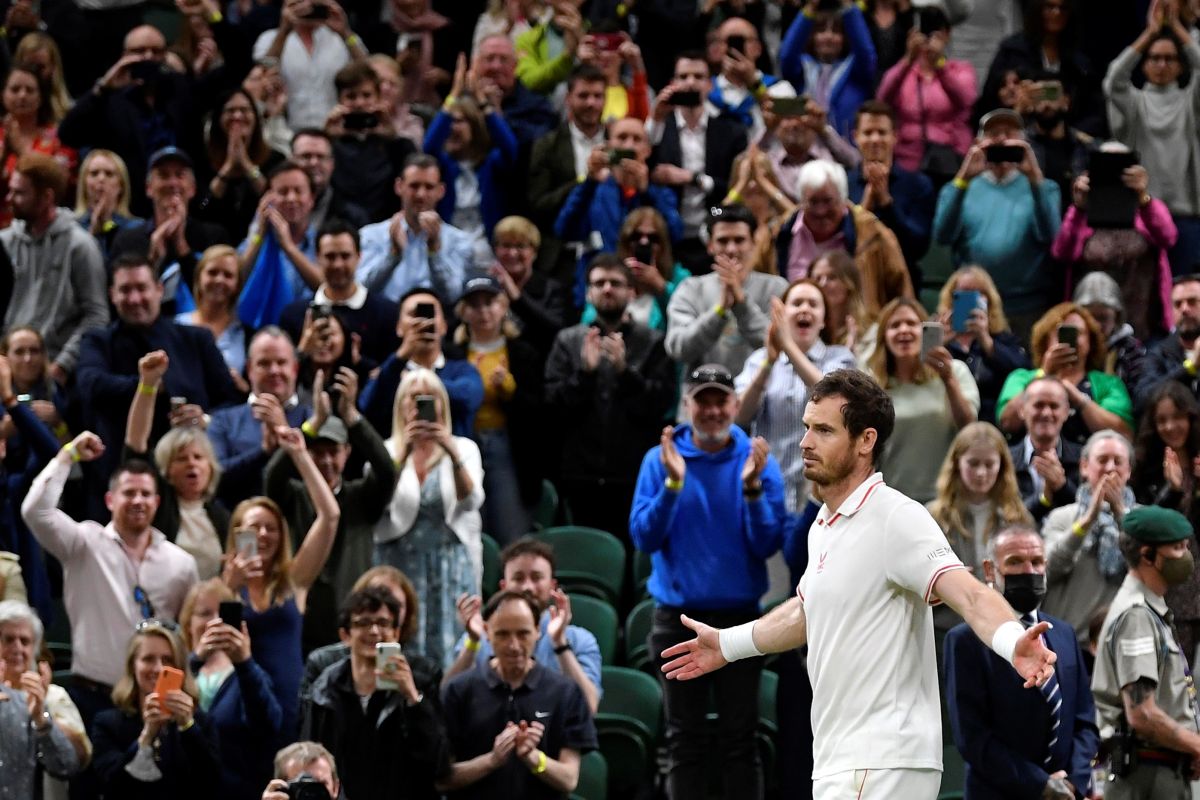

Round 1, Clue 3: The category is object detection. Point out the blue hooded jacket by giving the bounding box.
[629,425,785,609]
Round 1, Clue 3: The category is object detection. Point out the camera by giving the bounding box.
[287,773,331,800]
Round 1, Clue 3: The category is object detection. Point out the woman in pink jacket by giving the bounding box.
[1051,158,1176,342]
[875,9,976,178]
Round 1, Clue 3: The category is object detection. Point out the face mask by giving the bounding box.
[1000,572,1046,614]
[1158,548,1195,586]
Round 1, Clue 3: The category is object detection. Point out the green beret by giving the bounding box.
[1124,506,1193,544]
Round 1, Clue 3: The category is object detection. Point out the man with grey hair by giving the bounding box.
[261,741,342,800]
[774,158,912,316]
[0,599,87,797]
[1042,429,1137,645]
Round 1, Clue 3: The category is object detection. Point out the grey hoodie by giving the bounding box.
[1,208,108,373]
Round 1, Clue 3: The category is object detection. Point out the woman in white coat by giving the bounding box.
[373,368,484,667]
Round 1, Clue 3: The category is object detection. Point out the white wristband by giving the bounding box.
[718,621,763,663]
[990,620,1024,665]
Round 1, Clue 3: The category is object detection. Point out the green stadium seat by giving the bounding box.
[568,594,618,666]
[533,479,560,531]
[570,750,608,800]
[481,534,501,599]
[595,666,663,798]
[537,526,626,606]
[623,597,656,674]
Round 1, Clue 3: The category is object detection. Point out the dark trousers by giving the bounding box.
[67,676,114,800]
[649,606,764,800]
[560,478,636,544]
[775,648,814,799]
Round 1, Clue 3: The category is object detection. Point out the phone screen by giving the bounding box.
[219,601,243,630]
[725,34,746,55]
[670,90,702,108]
[951,290,983,333]
[413,302,436,319]
[376,642,402,690]
[416,395,437,423]
[984,144,1025,165]
[235,529,258,558]
[920,321,943,358]
[1057,324,1078,349]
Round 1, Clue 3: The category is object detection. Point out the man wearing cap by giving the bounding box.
[266,361,395,651]
[629,361,784,799]
[933,108,1061,342]
[944,525,1099,800]
[545,254,676,541]
[1092,506,1200,799]
[109,146,233,299]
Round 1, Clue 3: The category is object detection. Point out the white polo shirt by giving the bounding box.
[798,472,966,779]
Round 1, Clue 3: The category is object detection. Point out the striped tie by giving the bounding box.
[1022,614,1061,766]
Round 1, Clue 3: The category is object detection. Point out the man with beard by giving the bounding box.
[1134,276,1200,410]
[629,361,784,800]
[659,368,1057,800]
[944,526,1098,800]
[544,254,676,541]
[1020,75,1095,208]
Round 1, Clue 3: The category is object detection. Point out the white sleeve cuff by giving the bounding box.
[990,620,1024,665]
[718,621,763,663]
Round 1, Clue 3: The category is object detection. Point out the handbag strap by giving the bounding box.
[915,64,929,143]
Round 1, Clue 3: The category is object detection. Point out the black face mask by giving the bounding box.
[1000,572,1046,614]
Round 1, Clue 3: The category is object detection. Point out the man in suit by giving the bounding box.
[528,64,608,285]
[944,525,1099,800]
[649,51,749,275]
[1009,376,1081,523]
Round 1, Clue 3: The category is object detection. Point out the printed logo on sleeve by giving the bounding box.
[925,546,954,561]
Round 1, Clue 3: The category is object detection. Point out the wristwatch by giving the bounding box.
[553,642,572,655]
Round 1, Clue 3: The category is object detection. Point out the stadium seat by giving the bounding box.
[632,549,652,599]
[595,666,663,798]
[570,750,608,800]
[537,526,626,606]
[532,479,561,530]
[481,533,501,599]
[940,743,966,798]
[568,593,618,666]
[624,597,656,674]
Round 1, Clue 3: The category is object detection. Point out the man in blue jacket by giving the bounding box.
[629,362,784,800]
[944,525,1098,800]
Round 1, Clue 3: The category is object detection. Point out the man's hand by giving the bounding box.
[660,614,728,680]
[456,593,484,641]
[377,650,420,703]
[489,722,520,768]
[547,588,572,647]
[332,366,360,423]
[862,161,891,209]
[722,48,757,87]
[741,435,769,486]
[1012,139,1043,185]
[713,254,746,305]
[516,720,546,762]
[97,53,145,92]
[659,425,685,483]
[417,210,442,252]
[650,163,695,188]
[1123,164,1150,198]
[262,778,291,800]
[1013,620,1057,688]
[168,403,206,429]
[64,432,104,463]
[616,159,649,193]
[1071,173,1089,209]
[586,146,610,183]
[580,327,602,372]
[599,332,626,372]
[1032,449,1067,495]
[1043,771,1074,799]
[955,144,986,183]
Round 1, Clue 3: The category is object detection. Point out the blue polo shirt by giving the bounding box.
[453,613,603,701]
[441,662,597,800]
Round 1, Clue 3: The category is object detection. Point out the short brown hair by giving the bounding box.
[499,537,556,575]
[334,60,379,94]
[482,589,541,623]
[351,565,420,644]
[16,152,67,203]
[809,368,895,466]
[854,99,896,130]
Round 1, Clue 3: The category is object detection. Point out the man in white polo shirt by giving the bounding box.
[661,368,1057,799]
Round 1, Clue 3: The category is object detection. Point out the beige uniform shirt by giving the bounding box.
[1092,573,1199,740]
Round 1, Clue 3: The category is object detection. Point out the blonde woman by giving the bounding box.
[868,297,980,503]
[175,245,247,387]
[374,368,484,667]
[220,426,340,733]
[934,265,1030,422]
[90,622,218,800]
[74,149,141,259]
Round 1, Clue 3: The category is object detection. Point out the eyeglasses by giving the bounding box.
[133,585,156,619]
[588,278,629,289]
[136,618,180,634]
[349,617,398,631]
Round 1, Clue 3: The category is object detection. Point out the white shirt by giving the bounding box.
[673,108,714,234]
[798,473,967,778]
[253,27,351,130]
[21,459,199,686]
[568,122,605,180]
[314,282,368,310]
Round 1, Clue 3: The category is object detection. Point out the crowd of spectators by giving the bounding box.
[0,0,1197,798]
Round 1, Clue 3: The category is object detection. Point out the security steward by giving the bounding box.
[1092,506,1200,800]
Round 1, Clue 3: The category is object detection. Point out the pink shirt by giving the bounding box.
[21,459,198,685]
[876,59,977,173]
[786,212,846,281]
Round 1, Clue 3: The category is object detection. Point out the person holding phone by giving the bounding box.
[374,368,483,667]
[1105,0,1200,276]
[708,17,782,136]
[866,297,980,503]
[933,108,1061,342]
[933,266,1031,423]
[996,303,1135,445]
[294,306,374,410]
[199,89,286,237]
[90,621,219,800]
[179,579,282,800]
[301,586,450,799]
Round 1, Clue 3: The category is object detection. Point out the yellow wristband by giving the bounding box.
[1071,521,1087,537]
[63,444,81,463]
[532,750,547,774]
[664,476,684,492]
[443,94,457,110]
[935,56,947,69]
[1039,493,1052,508]
[1033,368,1046,379]
[179,717,195,732]
[208,10,222,23]
[136,382,157,396]
[951,177,969,191]
[714,303,725,318]
[345,34,360,48]
[53,421,69,439]
[301,420,318,438]
[1186,359,1197,377]
[725,189,743,204]
[464,637,481,652]
[251,233,263,246]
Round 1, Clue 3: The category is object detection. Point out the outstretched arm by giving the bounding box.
[659,597,807,681]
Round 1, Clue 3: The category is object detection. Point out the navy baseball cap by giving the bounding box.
[148,146,193,172]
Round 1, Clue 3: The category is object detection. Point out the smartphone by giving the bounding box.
[591,32,623,52]
[413,301,436,319]
[309,303,332,321]
[416,394,437,423]
[985,144,1025,164]
[376,642,402,691]
[633,241,654,265]
[670,90,702,108]
[1032,80,1063,104]
[129,60,161,84]
[1057,324,1078,349]
[342,111,379,131]
[770,96,809,117]
[302,1,330,19]
[920,320,943,358]
[235,528,258,559]
[170,396,187,412]
[725,34,746,55]
[15,394,30,403]
[218,600,243,630]
[951,290,985,333]
[607,148,637,166]
[154,665,185,709]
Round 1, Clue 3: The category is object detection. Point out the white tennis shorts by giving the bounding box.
[812,768,941,799]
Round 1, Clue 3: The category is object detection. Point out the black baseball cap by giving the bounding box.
[459,276,502,303]
[685,363,735,397]
[148,146,193,172]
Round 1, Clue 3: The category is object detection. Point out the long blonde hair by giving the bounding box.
[179,578,236,652]
[225,497,295,606]
[111,624,199,715]
[74,149,133,218]
[389,368,454,467]
[928,422,1032,545]
[936,265,1011,334]
[867,297,934,385]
